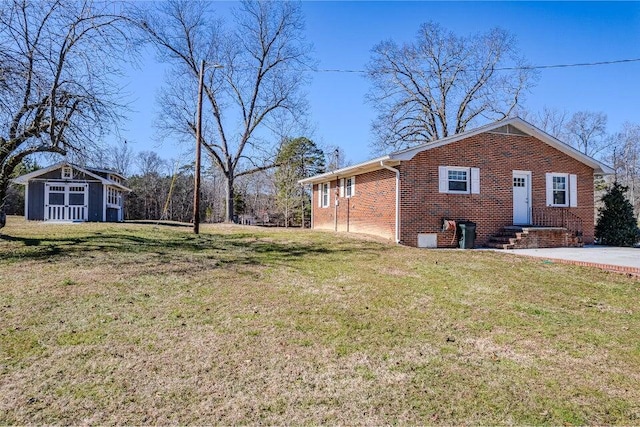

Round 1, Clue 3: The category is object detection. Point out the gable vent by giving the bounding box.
[488,124,528,136]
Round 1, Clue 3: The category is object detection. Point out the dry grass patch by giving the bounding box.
[1,216,639,424]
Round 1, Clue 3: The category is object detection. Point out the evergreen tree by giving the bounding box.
[275,137,325,227]
[595,182,639,246]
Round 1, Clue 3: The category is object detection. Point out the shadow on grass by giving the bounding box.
[0,234,43,246]
[0,226,387,270]
[124,220,192,228]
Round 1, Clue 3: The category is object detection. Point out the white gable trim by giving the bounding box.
[13,161,131,191]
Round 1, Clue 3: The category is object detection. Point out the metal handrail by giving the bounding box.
[531,207,583,236]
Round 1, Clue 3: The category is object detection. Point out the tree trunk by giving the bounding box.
[0,175,10,214]
[225,171,234,223]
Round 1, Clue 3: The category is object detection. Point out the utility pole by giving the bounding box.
[193,59,205,234]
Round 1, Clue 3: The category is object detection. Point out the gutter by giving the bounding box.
[380,160,400,244]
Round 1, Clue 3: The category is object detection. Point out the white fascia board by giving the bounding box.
[511,119,615,175]
[105,181,132,192]
[13,161,133,190]
[298,155,395,185]
[12,161,71,184]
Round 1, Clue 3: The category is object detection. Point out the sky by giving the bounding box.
[119,1,640,172]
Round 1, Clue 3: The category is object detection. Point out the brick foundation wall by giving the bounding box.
[311,168,396,240]
[399,132,595,247]
[511,228,583,249]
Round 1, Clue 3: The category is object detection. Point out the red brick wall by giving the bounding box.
[311,168,396,240]
[310,132,596,247]
[399,132,595,247]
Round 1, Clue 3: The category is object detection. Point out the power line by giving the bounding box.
[308,57,640,74]
[501,57,640,71]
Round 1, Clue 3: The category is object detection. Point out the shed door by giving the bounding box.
[44,183,88,221]
[513,171,531,225]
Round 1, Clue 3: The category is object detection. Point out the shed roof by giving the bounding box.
[13,161,131,191]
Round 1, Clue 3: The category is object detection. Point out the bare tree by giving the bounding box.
[202,167,227,223]
[366,22,536,153]
[519,106,568,139]
[324,145,348,172]
[564,111,609,159]
[0,0,131,213]
[608,122,640,216]
[109,140,134,177]
[136,150,167,176]
[126,150,171,220]
[137,0,311,222]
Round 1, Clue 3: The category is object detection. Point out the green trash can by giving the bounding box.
[458,221,476,249]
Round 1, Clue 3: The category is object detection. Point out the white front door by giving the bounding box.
[513,171,531,225]
[44,183,89,221]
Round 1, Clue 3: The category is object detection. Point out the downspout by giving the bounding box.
[380,160,400,244]
[309,184,314,229]
[334,178,339,231]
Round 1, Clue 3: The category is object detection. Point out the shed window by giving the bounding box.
[49,193,64,205]
[107,187,122,206]
[69,193,85,205]
[62,167,72,179]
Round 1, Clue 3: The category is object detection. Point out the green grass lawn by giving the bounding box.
[1,216,638,424]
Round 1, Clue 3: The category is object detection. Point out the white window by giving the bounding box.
[107,187,122,206]
[553,175,567,206]
[438,166,480,194]
[345,176,355,198]
[546,173,577,207]
[62,167,72,179]
[319,182,330,208]
[448,168,468,192]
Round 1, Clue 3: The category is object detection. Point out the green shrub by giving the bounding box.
[595,182,639,246]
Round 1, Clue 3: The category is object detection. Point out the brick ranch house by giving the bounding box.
[299,117,614,249]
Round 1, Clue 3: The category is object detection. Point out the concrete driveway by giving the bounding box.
[496,245,640,275]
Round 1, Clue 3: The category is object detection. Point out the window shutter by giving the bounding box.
[339,179,344,197]
[350,176,356,196]
[569,174,578,207]
[545,173,553,206]
[438,166,447,193]
[318,183,322,207]
[471,168,480,194]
